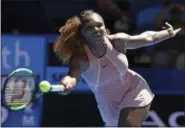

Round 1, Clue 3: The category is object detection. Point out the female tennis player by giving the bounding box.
[53,10,181,127]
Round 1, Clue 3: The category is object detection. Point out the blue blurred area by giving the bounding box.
[134,68,184,95]
[1,35,46,75]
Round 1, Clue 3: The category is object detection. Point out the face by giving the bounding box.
[81,13,106,42]
[81,13,107,58]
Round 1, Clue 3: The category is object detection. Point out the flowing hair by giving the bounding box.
[53,16,86,64]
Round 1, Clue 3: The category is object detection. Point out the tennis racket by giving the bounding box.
[2,68,66,111]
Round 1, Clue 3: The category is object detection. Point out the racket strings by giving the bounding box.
[3,68,41,110]
[5,81,32,107]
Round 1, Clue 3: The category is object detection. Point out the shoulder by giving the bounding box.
[107,34,127,54]
[107,33,129,45]
[107,33,130,40]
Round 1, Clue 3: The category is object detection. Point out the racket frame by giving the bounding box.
[2,68,40,111]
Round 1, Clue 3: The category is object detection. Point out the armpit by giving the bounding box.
[111,39,127,54]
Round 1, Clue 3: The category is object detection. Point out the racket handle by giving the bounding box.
[50,85,65,92]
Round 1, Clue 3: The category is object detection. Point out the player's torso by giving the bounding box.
[80,36,129,93]
[80,36,153,124]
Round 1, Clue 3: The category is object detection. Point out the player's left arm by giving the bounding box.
[110,22,181,49]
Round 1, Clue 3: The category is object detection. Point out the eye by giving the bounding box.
[86,25,94,30]
[96,23,103,28]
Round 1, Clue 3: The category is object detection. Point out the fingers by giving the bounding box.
[165,22,172,28]
[59,82,72,95]
[61,81,70,89]
[60,80,73,93]
[162,22,172,29]
[174,28,182,34]
[162,22,181,37]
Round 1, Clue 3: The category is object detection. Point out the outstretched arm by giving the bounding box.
[59,56,81,94]
[110,22,181,49]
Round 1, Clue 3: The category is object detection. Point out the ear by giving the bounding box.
[106,28,110,34]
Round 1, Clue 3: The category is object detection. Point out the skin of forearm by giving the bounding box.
[136,30,171,47]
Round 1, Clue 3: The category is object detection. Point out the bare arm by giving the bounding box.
[110,22,181,49]
[60,56,81,94]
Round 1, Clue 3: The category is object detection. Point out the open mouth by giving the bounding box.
[92,33,104,41]
[93,32,102,37]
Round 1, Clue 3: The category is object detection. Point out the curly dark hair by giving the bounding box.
[53,10,109,64]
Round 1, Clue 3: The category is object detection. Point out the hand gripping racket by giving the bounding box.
[2,68,66,111]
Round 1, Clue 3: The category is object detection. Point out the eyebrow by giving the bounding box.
[84,21,103,26]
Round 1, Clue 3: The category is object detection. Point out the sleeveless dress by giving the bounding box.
[81,36,154,126]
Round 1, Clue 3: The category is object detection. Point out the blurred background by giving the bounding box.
[1,0,184,127]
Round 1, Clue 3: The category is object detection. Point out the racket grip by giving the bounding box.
[50,85,65,92]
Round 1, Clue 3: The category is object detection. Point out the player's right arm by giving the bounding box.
[60,56,81,94]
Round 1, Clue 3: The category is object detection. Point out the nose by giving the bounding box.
[94,26,99,31]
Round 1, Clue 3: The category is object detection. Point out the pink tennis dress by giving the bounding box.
[81,37,154,126]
